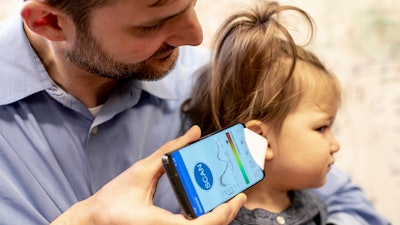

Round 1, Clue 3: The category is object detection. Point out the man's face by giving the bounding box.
[64,0,202,80]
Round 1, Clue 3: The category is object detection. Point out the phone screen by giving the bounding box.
[163,123,265,218]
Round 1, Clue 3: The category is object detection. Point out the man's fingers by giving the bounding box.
[155,125,202,158]
[130,126,202,190]
[193,193,247,225]
[147,193,247,225]
[144,125,201,170]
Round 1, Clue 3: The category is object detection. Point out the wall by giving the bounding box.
[2,0,399,224]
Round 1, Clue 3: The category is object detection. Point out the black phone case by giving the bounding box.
[162,123,254,219]
[162,154,197,218]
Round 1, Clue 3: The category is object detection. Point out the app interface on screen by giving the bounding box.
[171,124,264,217]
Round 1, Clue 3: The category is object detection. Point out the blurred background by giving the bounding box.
[2,0,399,224]
[197,1,400,223]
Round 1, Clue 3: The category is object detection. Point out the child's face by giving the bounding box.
[266,96,340,190]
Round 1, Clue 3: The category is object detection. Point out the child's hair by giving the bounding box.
[182,1,342,136]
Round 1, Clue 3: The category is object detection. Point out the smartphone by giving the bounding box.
[162,123,266,218]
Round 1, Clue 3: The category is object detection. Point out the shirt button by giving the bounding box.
[91,126,99,134]
[276,215,285,225]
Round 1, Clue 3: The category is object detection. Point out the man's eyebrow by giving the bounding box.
[145,0,193,25]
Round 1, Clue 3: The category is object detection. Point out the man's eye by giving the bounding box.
[139,24,163,32]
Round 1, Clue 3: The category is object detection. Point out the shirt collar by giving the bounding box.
[0,13,179,107]
[0,14,54,105]
[135,45,211,100]
[134,69,179,100]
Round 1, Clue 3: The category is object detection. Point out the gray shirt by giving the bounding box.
[230,191,327,225]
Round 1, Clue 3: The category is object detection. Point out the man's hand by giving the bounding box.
[51,126,247,225]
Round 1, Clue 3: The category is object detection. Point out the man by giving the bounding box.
[0,0,390,224]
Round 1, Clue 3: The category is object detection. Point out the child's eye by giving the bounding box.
[316,126,328,132]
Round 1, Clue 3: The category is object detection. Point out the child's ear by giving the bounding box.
[245,120,269,137]
[245,120,274,160]
[265,145,274,161]
[21,1,70,41]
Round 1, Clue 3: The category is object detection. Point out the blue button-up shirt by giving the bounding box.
[0,14,211,224]
[0,14,390,225]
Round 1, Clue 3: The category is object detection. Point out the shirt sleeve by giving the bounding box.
[308,165,391,225]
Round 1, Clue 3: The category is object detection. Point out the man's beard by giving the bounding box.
[64,30,179,81]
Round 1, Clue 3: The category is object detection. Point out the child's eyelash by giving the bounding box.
[316,125,329,132]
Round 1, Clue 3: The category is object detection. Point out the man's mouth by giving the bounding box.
[153,50,173,60]
[152,46,176,60]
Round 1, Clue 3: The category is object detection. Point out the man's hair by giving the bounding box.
[25,0,111,28]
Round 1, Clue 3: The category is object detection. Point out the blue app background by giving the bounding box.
[171,124,264,217]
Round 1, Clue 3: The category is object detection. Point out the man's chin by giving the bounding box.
[144,49,179,80]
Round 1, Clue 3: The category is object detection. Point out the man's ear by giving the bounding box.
[21,1,69,41]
